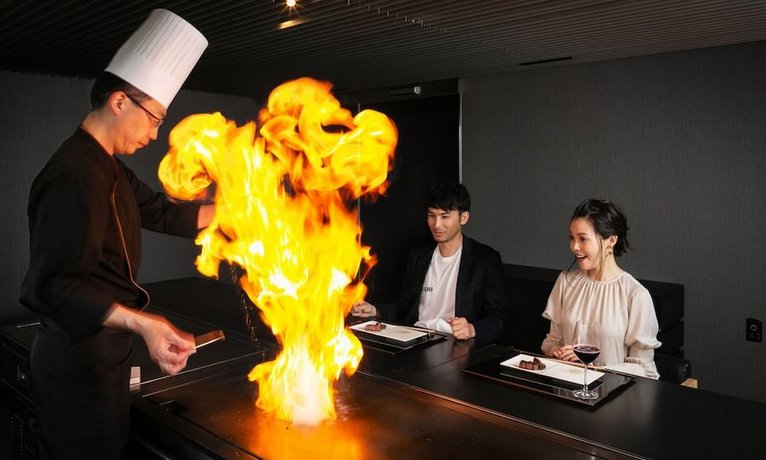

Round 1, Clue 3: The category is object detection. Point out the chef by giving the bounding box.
[19,9,212,459]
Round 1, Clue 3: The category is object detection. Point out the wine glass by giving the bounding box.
[572,320,601,400]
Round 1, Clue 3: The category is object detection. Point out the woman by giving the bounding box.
[541,199,661,379]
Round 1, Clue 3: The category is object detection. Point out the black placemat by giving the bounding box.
[463,353,634,408]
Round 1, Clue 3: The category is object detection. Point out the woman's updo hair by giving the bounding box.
[571,199,631,257]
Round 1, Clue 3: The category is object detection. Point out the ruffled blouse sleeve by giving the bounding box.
[540,272,566,355]
[624,285,662,379]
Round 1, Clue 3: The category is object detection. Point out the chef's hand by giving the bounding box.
[448,317,475,340]
[351,300,379,318]
[197,204,215,229]
[104,305,196,375]
[139,316,196,375]
[550,345,578,362]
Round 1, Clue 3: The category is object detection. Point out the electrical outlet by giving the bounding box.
[746,318,762,343]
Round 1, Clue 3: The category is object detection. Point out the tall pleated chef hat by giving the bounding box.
[105,9,208,109]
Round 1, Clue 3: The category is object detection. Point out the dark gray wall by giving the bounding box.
[0,70,257,323]
[461,41,766,403]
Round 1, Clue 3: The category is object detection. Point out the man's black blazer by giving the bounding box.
[379,235,508,342]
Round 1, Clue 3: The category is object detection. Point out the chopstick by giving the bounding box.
[349,320,450,338]
[550,358,607,372]
[515,349,607,371]
[402,324,451,337]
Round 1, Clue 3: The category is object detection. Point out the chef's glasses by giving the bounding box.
[125,94,165,128]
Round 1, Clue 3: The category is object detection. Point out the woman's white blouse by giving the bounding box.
[541,269,662,379]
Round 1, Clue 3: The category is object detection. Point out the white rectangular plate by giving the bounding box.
[349,320,428,344]
[500,354,603,386]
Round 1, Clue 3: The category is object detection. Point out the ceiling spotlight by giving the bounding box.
[286,0,297,7]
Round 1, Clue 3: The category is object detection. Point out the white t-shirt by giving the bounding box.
[417,245,463,326]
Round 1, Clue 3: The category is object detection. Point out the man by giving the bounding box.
[19,10,211,459]
[352,182,508,342]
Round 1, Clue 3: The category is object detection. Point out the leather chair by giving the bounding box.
[655,352,693,384]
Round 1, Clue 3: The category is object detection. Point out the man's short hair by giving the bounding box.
[90,72,151,110]
[427,182,471,213]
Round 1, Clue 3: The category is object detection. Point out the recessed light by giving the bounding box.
[278,18,306,30]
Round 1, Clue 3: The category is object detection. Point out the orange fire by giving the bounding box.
[157,77,397,425]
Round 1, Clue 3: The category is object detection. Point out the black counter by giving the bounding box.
[403,345,760,459]
[2,277,762,459]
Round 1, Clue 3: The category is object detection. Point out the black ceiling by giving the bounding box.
[2,0,766,99]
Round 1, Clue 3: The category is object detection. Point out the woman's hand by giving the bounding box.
[551,345,579,362]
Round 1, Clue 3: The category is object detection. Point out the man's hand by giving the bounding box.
[448,317,475,340]
[104,304,196,375]
[351,300,379,318]
[197,204,215,229]
[138,316,196,375]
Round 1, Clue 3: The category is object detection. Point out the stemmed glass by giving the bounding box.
[572,320,601,400]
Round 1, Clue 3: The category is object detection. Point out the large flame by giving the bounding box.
[158,77,397,425]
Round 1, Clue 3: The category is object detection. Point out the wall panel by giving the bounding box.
[460,41,766,403]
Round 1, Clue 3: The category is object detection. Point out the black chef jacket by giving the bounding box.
[19,127,202,459]
[20,127,201,342]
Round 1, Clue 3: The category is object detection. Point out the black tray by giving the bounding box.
[463,353,634,408]
[352,328,446,354]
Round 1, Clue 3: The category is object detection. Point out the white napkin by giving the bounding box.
[414,318,453,334]
[603,362,650,378]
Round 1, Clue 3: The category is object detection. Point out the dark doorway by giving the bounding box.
[357,94,460,303]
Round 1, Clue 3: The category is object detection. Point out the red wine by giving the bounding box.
[573,345,600,364]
